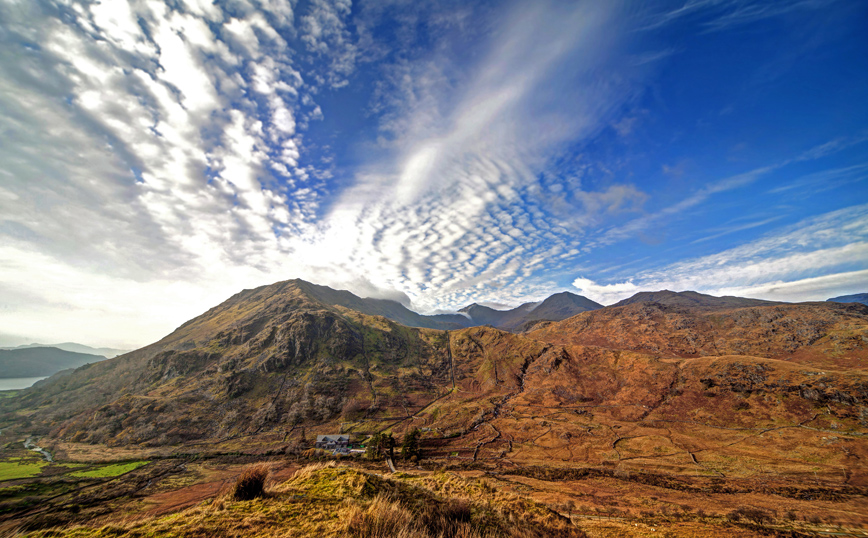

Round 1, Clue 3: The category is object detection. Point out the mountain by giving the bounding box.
[1,279,460,445]
[611,289,780,309]
[2,342,129,358]
[208,279,600,333]
[828,293,868,306]
[288,279,468,330]
[0,347,107,378]
[519,291,604,326]
[458,291,603,330]
[2,281,867,489]
[528,298,868,367]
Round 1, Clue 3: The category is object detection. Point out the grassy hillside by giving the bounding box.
[2,285,868,536]
[21,462,584,538]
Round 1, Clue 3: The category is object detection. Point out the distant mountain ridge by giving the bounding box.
[828,293,868,306]
[459,292,603,330]
[612,289,780,310]
[289,280,468,330]
[286,279,601,331]
[0,347,107,378]
[2,342,129,358]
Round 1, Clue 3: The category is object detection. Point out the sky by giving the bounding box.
[0,0,866,349]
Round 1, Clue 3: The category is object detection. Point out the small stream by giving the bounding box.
[24,437,53,462]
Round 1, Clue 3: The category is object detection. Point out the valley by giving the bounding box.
[1,280,867,536]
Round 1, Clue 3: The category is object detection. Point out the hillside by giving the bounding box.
[2,342,128,358]
[0,347,107,378]
[290,279,467,330]
[201,279,601,332]
[611,290,780,310]
[459,292,603,330]
[1,280,455,445]
[2,282,868,535]
[2,282,865,475]
[22,462,585,538]
[528,299,868,366]
[828,293,868,306]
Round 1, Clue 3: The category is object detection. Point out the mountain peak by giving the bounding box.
[612,290,781,309]
[453,291,602,330]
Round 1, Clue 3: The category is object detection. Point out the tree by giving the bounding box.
[365,433,382,459]
[365,432,396,460]
[385,433,395,459]
[401,428,421,461]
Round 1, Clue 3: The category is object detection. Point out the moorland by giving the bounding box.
[1,279,867,537]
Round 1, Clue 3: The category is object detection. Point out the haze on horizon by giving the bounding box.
[0,0,866,349]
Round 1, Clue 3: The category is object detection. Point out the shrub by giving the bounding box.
[727,506,771,525]
[228,463,269,500]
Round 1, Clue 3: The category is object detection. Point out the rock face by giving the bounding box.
[4,281,868,483]
[528,300,868,363]
[6,280,460,445]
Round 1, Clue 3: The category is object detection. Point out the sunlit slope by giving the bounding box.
[4,281,456,445]
[3,285,867,484]
[23,463,585,538]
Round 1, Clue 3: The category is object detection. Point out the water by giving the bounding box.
[0,376,49,390]
[25,437,53,462]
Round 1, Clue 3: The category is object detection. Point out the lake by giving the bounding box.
[0,377,48,390]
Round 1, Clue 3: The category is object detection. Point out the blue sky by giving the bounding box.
[0,0,866,348]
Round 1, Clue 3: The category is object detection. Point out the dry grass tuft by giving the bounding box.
[287,460,337,482]
[343,493,496,538]
[227,463,270,501]
[344,493,419,537]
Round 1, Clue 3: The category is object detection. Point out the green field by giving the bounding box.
[0,457,47,481]
[68,460,150,478]
[0,390,19,398]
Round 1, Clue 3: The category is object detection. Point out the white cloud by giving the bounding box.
[300,0,357,87]
[639,0,839,32]
[298,1,655,313]
[0,0,331,346]
[571,277,641,305]
[574,205,868,304]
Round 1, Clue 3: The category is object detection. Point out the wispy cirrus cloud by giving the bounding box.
[640,0,840,31]
[594,134,868,249]
[574,204,868,304]
[292,0,658,311]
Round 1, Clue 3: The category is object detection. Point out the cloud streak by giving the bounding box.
[300,1,657,311]
[574,204,868,304]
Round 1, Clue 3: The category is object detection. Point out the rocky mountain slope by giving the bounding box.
[0,347,107,378]
[3,284,868,486]
[530,293,868,366]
